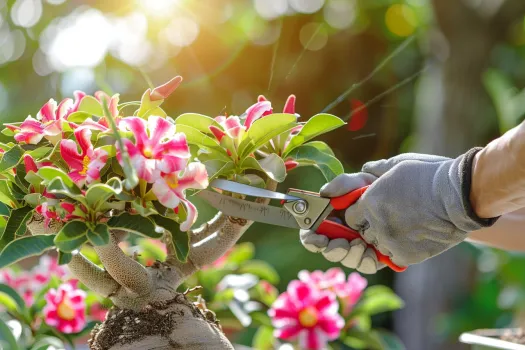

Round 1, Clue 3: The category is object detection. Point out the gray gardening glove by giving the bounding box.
[300,148,499,274]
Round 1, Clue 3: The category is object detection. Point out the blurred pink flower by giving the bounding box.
[89,303,108,322]
[269,280,344,350]
[118,116,190,183]
[60,128,108,187]
[32,255,68,285]
[152,162,209,231]
[299,268,367,314]
[44,283,86,334]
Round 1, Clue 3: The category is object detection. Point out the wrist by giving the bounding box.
[470,123,525,218]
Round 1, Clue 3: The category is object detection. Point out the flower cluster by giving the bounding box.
[0,255,68,305]
[268,268,367,350]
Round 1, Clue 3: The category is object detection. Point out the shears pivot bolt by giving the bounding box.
[293,200,308,214]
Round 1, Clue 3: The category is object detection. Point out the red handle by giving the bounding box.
[316,221,407,272]
[316,186,407,272]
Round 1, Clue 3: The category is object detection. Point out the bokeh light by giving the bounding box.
[323,0,356,29]
[11,0,43,28]
[137,0,180,18]
[0,81,9,113]
[385,4,418,37]
[288,0,324,14]
[254,0,288,20]
[299,22,328,51]
[164,17,200,47]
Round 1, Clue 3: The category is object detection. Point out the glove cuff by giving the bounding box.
[460,147,500,227]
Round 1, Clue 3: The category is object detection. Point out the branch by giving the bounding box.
[67,253,121,298]
[185,180,278,269]
[93,233,153,296]
[189,212,228,244]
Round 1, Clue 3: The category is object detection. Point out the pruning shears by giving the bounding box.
[197,179,406,272]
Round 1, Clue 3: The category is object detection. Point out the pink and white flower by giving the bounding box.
[8,92,85,145]
[118,116,190,183]
[299,268,367,314]
[269,280,344,350]
[209,101,272,143]
[60,128,108,187]
[44,282,87,333]
[152,162,209,231]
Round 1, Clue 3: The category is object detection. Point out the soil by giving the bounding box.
[501,328,525,345]
[88,293,221,350]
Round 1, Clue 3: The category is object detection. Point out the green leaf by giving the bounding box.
[0,319,19,350]
[67,111,92,123]
[54,220,89,252]
[238,260,279,284]
[238,113,297,158]
[152,215,189,262]
[376,330,406,350]
[344,330,384,350]
[204,160,235,181]
[25,171,43,188]
[46,177,86,204]
[85,178,123,211]
[304,141,335,156]
[31,336,65,350]
[258,154,286,183]
[235,174,265,188]
[131,199,159,217]
[175,124,222,150]
[0,235,55,268]
[0,202,10,216]
[24,193,42,207]
[353,285,404,316]
[38,167,82,195]
[1,127,14,137]
[28,146,53,160]
[107,212,160,238]
[252,326,275,350]
[0,145,24,173]
[0,284,27,316]
[283,113,345,156]
[78,95,104,116]
[288,145,344,181]
[57,250,72,265]
[86,225,109,246]
[226,242,255,264]
[175,113,221,133]
[0,206,33,250]
[196,147,231,163]
[0,180,17,207]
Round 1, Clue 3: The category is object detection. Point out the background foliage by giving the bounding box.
[0,0,525,349]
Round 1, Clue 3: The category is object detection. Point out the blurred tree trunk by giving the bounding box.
[394,1,525,350]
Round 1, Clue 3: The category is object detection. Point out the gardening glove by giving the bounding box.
[300,148,499,274]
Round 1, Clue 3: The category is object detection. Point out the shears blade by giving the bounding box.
[209,179,301,201]
[196,190,301,229]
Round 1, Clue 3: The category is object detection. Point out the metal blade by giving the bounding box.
[210,179,301,201]
[197,190,300,229]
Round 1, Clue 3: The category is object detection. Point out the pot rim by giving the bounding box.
[460,328,525,350]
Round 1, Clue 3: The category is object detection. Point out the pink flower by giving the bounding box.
[60,128,108,187]
[269,281,344,349]
[89,303,108,322]
[299,269,367,314]
[209,101,272,143]
[10,92,85,145]
[118,116,190,183]
[149,76,183,101]
[32,255,68,285]
[44,283,86,334]
[36,202,60,227]
[152,162,209,231]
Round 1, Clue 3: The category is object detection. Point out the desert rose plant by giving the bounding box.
[0,75,357,349]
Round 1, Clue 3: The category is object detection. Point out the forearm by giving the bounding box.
[470,121,525,218]
[467,208,525,251]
